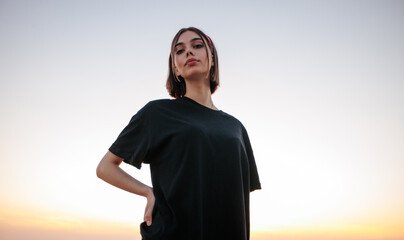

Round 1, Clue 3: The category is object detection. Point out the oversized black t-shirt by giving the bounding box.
[109,96,261,240]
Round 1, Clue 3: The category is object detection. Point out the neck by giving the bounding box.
[184,78,217,110]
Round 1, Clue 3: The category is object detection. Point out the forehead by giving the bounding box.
[176,31,202,44]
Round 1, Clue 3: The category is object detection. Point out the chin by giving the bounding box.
[183,70,209,81]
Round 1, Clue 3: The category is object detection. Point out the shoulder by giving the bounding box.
[218,111,251,137]
[220,111,245,128]
[138,98,175,111]
[148,98,174,105]
[146,98,178,111]
[145,98,178,108]
[136,98,177,117]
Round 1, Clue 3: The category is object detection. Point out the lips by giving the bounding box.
[185,58,198,66]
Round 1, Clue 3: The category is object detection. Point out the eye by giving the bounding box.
[176,49,184,55]
[194,43,204,49]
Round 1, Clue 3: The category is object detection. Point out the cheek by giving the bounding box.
[202,50,213,67]
[173,57,181,72]
[175,55,186,66]
[204,52,212,67]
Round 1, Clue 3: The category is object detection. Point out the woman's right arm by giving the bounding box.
[96,151,155,226]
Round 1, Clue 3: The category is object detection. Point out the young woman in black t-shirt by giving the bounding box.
[97,27,261,240]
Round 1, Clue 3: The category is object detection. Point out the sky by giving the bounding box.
[1,0,403,239]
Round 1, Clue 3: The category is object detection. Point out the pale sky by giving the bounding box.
[1,0,403,239]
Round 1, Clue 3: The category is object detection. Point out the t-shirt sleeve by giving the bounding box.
[108,103,153,169]
[242,126,262,192]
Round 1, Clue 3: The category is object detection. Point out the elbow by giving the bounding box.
[96,161,105,179]
[97,151,123,180]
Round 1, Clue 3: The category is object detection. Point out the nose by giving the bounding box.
[186,48,194,57]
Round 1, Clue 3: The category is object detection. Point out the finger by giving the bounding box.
[144,216,152,226]
[144,213,152,226]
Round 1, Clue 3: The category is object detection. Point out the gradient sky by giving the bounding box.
[1,0,403,239]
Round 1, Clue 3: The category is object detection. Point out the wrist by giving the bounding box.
[144,186,154,199]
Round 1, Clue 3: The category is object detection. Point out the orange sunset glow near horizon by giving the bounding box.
[1,0,403,240]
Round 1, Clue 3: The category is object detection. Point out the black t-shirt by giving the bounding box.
[109,96,261,240]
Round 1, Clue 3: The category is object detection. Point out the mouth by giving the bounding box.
[185,58,198,66]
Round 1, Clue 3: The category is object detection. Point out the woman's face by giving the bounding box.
[173,31,213,81]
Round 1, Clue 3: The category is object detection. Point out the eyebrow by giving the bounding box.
[174,37,203,48]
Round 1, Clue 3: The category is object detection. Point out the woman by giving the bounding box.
[97,27,261,240]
